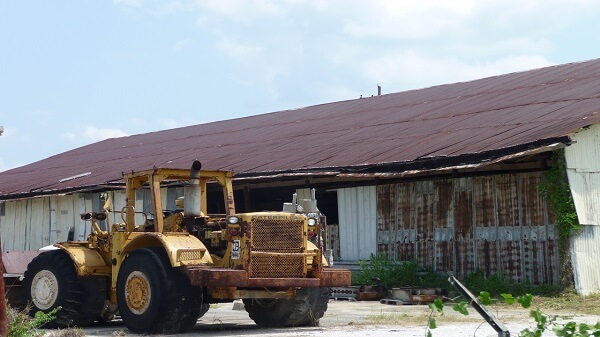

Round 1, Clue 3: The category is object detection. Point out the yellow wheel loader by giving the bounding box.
[22,161,351,334]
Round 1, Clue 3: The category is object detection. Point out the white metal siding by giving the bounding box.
[338,186,377,261]
[565,123,600,225]
[0,186,192,251]
[571,225,600,295]
[565,123,600,294]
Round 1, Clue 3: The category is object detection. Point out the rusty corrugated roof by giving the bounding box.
[2,58,600,199]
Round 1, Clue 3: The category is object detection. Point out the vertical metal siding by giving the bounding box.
[566,123,600,225]
[571,225,600,295]
[376,172,558,284]
[338,186,377,261]
[565,123,600,294]
[0,187,189,252]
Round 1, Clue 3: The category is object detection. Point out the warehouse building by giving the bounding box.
[2,59,600,294]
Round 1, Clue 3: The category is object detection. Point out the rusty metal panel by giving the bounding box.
[474,177,499,277]
[415,181,435,270]
[185,266,350,288]
[495,174,523,282]
[453,178,475,280]
[376,184,395,257]
[377,171,558,285]
[434,180,453,272]
[395,183,415,261]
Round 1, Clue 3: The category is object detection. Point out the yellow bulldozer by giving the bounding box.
[22,161,351,334]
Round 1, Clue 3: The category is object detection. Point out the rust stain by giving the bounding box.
[397,240,415,261]
[454,190,473,238]
[397,184,414,231]
[496,175,519,227]
[434,180,452,228]
[474,177,495,228]
[376,172,557,285]
[435,241,453,272]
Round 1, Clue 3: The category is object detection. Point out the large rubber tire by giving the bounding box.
[23,250,107,328]
[243,287,329,327]
[171,270,210,333]
[116,248,207,334]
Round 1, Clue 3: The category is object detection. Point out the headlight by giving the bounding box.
[228,216,239,224]
[307,218,317,226]
[307,212,318,219]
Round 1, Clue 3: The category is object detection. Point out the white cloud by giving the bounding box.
[194,0,302,23]
[339,0,476,39]
[215,36,262,62]
[107,0,600,104]
[63,127,129,143]
[112,0,144,7]
[361,51,555,90]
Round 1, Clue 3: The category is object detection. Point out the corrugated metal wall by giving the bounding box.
[338,186,377,261]
[376,172,559,284]
[570,226,600,295]
[566,123,600,226]
[565,123,600,294]
[1,194,93,251]
[0,190,135,251]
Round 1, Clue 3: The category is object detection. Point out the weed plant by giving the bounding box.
[354,253,446,288]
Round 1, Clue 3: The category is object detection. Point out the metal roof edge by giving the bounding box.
[234,136,571,178]
[0,137,570,202]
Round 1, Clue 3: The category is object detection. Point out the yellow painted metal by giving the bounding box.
[121,168,236,218]
[124,271,151,314]
[121,232,213,267]
[111,231,128,291]
[306,241,328,267]
[54,243,111,276]
[124,177,138,233]
[150,173,164,232]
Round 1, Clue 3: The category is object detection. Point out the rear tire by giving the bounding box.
[23,250,107,327]
[243,287,329,327]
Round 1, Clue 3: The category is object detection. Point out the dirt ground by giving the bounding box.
[50,300,600,337]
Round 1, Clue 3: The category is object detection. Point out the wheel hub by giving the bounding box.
[125,271,152,315]
[31,270,59,310]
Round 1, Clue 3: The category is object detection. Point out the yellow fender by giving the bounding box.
[122,232,213,267]
[54,243,111,277]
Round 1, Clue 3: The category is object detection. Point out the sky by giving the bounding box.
[1,0,600,172]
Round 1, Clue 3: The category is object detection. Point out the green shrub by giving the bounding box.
[7,304,59,337]
[464,270,560,297]
[354,253,446,288]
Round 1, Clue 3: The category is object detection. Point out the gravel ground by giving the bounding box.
[45,300,599,337]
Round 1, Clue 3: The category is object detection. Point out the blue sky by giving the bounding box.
[1,0,600,172]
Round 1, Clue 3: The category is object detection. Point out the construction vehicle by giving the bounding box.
[22,161,351,334]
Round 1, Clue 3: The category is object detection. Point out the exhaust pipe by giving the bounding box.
[184,160,203,218]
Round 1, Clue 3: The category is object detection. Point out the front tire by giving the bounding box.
[243,287,329,327]
[23,250,107,327]
[117,248,207,334]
